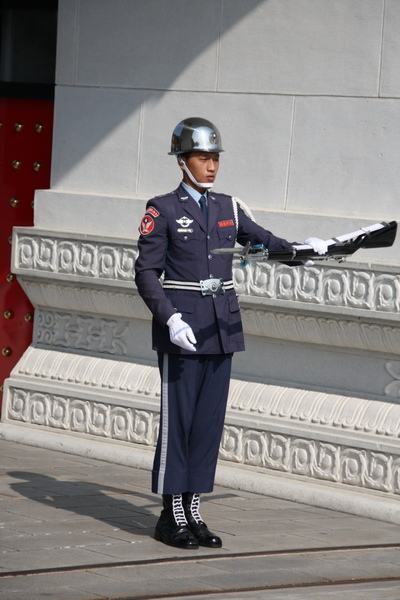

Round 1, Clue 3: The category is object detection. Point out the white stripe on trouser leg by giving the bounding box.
[157,353,169,494]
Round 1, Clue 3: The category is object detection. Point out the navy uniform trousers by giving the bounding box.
[153,352,232,494]
[135,185,293,496]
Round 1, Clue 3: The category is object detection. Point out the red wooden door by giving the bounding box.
[0,97,54,407]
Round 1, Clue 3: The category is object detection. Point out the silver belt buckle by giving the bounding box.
[200,278,225,296]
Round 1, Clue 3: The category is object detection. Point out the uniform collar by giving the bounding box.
[181,181,208,204]
[177,184,214,232]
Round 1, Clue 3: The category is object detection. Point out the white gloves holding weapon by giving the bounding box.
[304,237,329,255]
[167,313,197,352]
[302,237,328,265]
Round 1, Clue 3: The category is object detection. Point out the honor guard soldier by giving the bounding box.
[134,117,327,549]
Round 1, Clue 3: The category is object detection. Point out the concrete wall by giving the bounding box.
[2,0,400,523]
[37,0,400,257]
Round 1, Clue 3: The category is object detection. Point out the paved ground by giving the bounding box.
[1,438,400,600]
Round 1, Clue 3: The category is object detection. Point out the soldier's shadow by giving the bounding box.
[8,470,160,540]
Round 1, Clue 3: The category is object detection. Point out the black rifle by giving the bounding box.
[211,221,397,266]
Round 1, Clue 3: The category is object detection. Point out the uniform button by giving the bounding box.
[228,235,232,240]
[209,274,213,278]
[207,235,211,240]
[184,236,188,240]
[208,254,212,259]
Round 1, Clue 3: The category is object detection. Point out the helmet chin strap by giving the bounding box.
[181,160,213,189]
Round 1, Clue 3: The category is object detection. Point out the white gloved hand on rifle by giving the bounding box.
[304,237,328,255]
[167,313,197,352]
[301,237,328,266]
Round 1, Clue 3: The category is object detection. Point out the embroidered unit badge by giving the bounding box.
[139,215,155,235]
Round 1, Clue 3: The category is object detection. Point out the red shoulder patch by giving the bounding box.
[146,206,160,218]
[139,215,155,235]
[218,220,234,228]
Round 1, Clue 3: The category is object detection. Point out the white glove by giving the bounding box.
[166,313,197,352]
[304,237,328,255]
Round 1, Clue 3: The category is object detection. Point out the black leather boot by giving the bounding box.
[182,492,222,548]
[154,494,199,549]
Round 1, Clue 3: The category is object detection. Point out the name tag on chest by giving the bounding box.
[218,220,234,228]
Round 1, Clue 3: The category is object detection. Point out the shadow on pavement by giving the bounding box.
[7,470,160,538]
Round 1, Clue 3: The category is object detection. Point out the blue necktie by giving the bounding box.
[199,195,208,222]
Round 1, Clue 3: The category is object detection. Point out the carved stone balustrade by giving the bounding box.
[2,226,400,524]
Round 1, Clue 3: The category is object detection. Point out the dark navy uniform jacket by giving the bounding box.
[134,184,293,355]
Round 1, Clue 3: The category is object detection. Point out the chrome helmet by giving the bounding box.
[168,117,224,155]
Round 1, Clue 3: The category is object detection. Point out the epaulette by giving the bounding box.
[153,191,174,199]
[149,188,179,201]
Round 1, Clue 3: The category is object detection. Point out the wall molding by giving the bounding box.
[13,228,137,286]
[5,228,400,520]
[30,303,400,362]
[3,350,400,498]
[233,261,400,313]
[13,228,400,315]
[9,348,400,441]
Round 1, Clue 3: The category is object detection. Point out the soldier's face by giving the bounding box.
[182,151,220,190]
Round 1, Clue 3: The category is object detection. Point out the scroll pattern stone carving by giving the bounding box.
[13,349,400,436]
[219,426,400,494]
[7,387,158,445]
[14,233,400,313]
[232,262,400,312]
[33,303,400,358]
[5,385,400,494]
[16,234,137,281]
[36,310,130,355]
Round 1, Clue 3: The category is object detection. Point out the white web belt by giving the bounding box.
[163,278,234,296]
